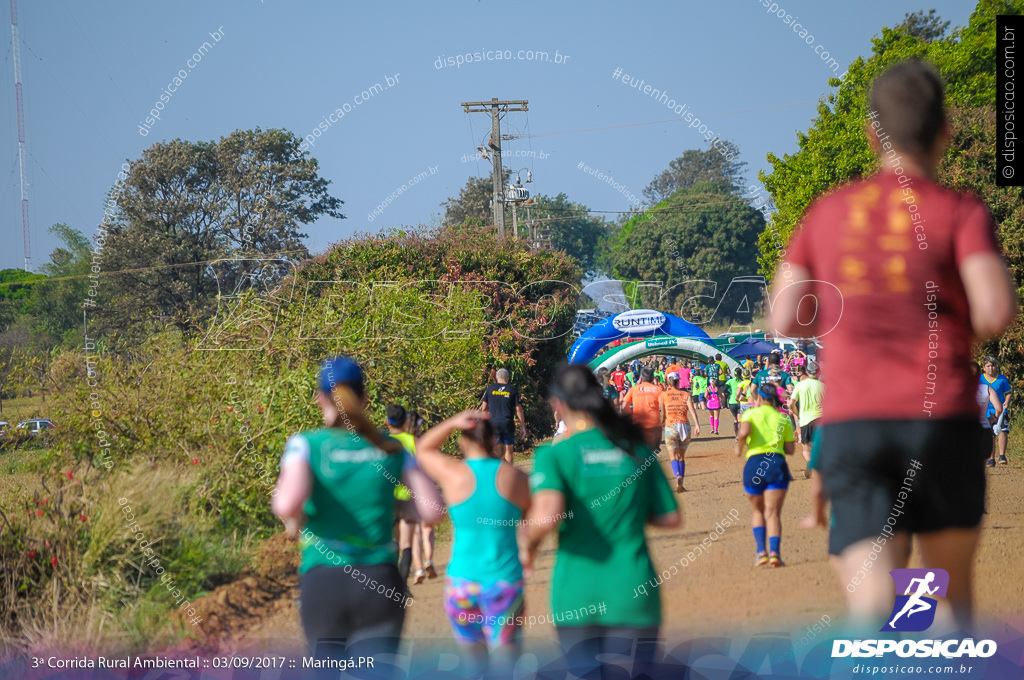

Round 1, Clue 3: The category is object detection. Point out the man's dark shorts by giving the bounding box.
[817,417,989,556]
[493,425,515,446]
[800,418,819,446]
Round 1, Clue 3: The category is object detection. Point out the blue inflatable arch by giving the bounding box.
[568,309,711,364]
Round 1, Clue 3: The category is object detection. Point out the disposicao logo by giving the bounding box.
[882,568,948,632]
[832,569,997,659]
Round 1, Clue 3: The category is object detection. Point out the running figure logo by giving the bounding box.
[881,568,949,632]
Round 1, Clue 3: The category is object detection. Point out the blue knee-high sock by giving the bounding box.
[679,460,685,481]
[753,526,767,553]
[769,536,781,554]
[670,460,682,477]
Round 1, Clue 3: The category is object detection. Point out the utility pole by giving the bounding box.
[460,98,527,237]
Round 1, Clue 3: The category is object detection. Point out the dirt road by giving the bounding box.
[190,414,1024,653]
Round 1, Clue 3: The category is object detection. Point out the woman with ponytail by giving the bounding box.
[525,364,680,679]
[415,410,531,676]
[273,357,445,665]
[736,384,795,568]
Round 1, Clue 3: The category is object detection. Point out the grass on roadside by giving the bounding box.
[0,395,50,424]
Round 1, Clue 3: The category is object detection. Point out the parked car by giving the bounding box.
[16,418,55,435]
[0,421,8,435]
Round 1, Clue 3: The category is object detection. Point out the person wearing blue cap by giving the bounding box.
[273,356,445,667]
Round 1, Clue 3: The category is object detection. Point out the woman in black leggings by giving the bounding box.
[273,357,444,671]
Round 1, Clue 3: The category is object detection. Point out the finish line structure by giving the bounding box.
[586,336,742,373]
[568,308,740,372]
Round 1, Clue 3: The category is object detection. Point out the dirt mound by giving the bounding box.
[174,532,300,651]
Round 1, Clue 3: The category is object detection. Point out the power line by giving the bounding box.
[509,100,817,139]
[0,249,309,288]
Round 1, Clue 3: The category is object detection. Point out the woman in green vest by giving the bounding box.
[525,364,681,679]
[273,357,445,665]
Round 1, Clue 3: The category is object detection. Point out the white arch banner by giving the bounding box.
[591,337,742,373]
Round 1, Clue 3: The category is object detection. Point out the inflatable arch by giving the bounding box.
[588,337,742,373]
[568,309,711,365]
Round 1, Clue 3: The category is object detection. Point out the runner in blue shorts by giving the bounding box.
[736,385,795,567]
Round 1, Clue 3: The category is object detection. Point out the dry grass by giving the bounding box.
[1,464,254,657]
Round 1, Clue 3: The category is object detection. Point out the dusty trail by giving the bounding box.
[186,411,1024,654]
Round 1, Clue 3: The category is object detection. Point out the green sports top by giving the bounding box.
[726,377,744,405]
[692,376,707,394]
[531,429,677,627]
[391,431,416,501]
[740,405,795,458]
[282,428,406,573]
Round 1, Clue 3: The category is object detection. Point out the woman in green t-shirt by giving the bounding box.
[525,364,681,679]
[736,385,796,568]
[273,357,445,664]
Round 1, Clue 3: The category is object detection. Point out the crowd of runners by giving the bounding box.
[271,61,1018,677]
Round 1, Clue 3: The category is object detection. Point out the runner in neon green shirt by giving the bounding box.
[725,368,745,435]
[736,385,795,568]
[790,361,825,475]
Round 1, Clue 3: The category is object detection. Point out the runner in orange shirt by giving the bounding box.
[622,367,664,452]
[665,359,683,388]
[660,373,700,492]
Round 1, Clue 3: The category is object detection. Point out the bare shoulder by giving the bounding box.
[496,460,531,507]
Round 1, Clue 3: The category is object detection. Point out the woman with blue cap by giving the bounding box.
[273,356,445,666]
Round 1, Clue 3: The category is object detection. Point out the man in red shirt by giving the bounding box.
[611,365,627,395]
[770,61,1016,631]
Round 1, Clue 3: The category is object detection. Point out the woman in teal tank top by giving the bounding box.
[273,357,445,667]
[416,409,531,676]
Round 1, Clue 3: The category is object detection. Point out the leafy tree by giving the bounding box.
[0,268,45,306]
[900,9,951,42]
[606,183,766,323]
[97,128,343,340]
[442,176,608,276]
[937,105,1024,381]
[30,224,92,345]
[643,141,745,204]
[441,174,504,226]
[757,1,1014,278]
[522,193,608,277]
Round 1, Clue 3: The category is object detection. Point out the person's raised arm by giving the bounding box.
[415,410,487,488]
[960,252,1017,341]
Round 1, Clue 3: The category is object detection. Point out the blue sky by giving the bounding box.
[0,0,976,272]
